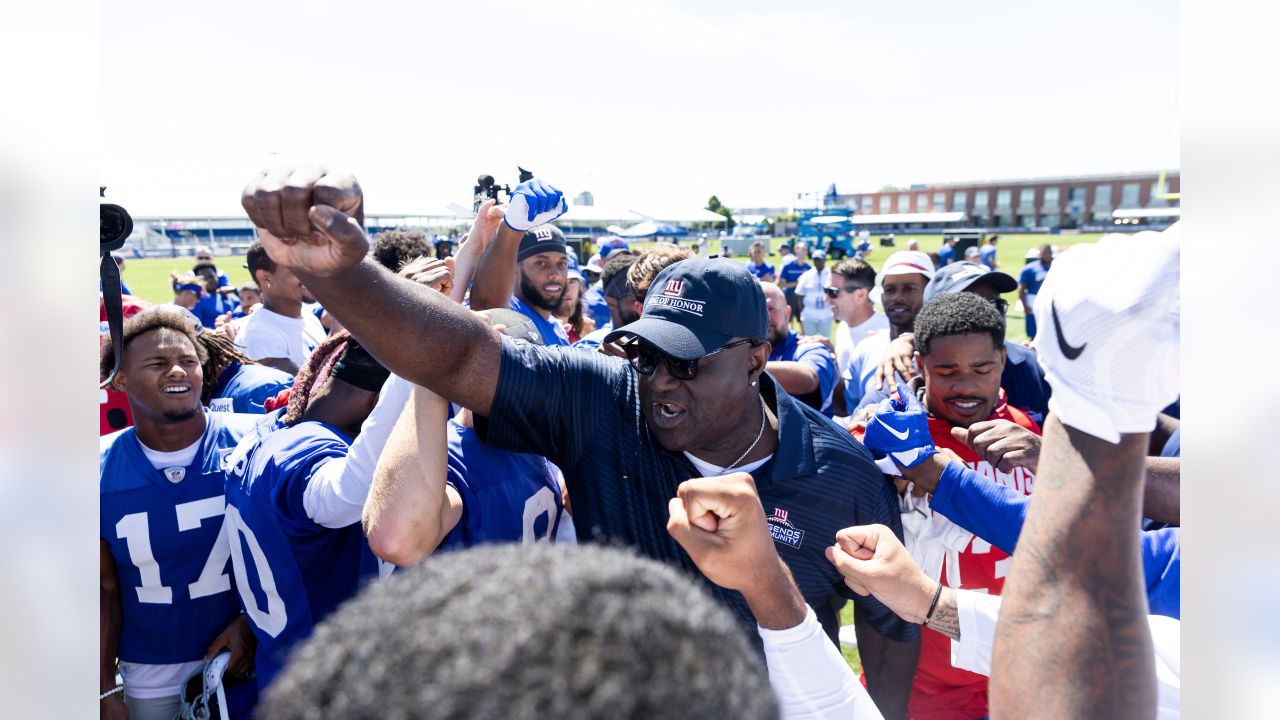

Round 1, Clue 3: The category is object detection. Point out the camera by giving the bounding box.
[100,186,133,256]
[472,167,535,214]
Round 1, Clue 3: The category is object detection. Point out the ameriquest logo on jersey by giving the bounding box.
[767,506,805,549]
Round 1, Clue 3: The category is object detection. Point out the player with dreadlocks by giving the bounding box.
[195,326,294,414]
[222,329,417,698]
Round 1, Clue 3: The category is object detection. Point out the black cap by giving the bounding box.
[604,257,766,360]
[517,225,567,262]
[924,261,1018,303]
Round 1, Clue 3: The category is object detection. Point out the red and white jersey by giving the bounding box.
[908,393,1040,720]
[99,294,152,436]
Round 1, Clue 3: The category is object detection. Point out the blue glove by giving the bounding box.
[504,179,568,232]
[861,384,937,469]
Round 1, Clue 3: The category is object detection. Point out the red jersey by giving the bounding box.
[853,390,1040,720]
[99,295,152,436]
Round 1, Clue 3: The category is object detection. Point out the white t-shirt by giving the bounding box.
[832,312,890,378]
[233,306,326,369]
[682,452,773,478]
[795,267,832,321]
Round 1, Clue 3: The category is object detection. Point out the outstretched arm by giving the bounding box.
[467,223,524,311]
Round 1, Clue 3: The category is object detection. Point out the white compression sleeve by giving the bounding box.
[759,607,884,720]
[302,374,413,529]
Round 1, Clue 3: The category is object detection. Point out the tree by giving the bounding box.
[706,195,736,230]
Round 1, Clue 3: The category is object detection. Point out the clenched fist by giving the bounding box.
[240,163,368,277]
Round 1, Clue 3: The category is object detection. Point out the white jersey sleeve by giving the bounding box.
[302,374,413,529]
[759,607,884,720]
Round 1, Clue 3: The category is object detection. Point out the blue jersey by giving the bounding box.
[438,420,562,549]
[979,244,997,269]
[193,293,240,329]
[768,331,837,417]
[100,412,259,665]
[223,416,380,691]
[777,260,810,294]
[938,244,956,267]
[581,283,613,332]
[1019,260,1050,297]
[746,260,776,280]
[510,296,570,346]
[208,362,295,415]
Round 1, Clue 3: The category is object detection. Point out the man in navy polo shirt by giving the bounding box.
[1018,244,1053,339]
[761,281,837,417]
[241,165,923,718]
[468,186,572,346]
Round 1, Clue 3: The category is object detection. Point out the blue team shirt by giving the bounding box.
[1019,261,1050,299]
[510,296,570,346]
[573,323,612,352]
[777,260,810,295]
[475,339,917,646]
[769,331,838,417]
[938,244,956,267]
[222,414,380,691]
[100,412,259,664]
[979,244,997,269]
[208,362,294,415]
[581,283,613,332]
[746,260,776,280]
[437,420,562,548]
[193,292,240,329]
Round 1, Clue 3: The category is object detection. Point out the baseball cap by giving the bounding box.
[486,308,545,346]
[517,225,567,262]
[604,257,766,360]
[585,253,604,274]
[875,251,936,287]
[567,268,586,284]
[924,261,1018,302]
[963,246,981,260]
[811,249,826,261]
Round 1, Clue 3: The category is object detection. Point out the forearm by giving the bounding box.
[739,555,808,631]
[1148,413,1178,455]
[854,611,918,720]
[364,385,459,566]
[923,458,1026,556]
[766,361,821,395]
[761,606,884,720]
[1142,457,1179,525]
[991,415,1155,718]
[450,248,482,304]
[295,259,501,414]
[467,224,523,311]
[100,545,122,693]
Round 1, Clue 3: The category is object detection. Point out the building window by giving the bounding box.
[1120,183,1140,207]
[996,190,1012,208]
[1041,213,1060,227]
[953,190,968,211]
[1018,188,1036,208]
[972,190,987,210]
[933,191,946,211]
[896,194,911,213]
[860,196,874,213]
[1149,181,1168,207]
[915,193,927,212]
[1043,187,1060,207]
[879,195,891,213]
[1094,185,1112,207]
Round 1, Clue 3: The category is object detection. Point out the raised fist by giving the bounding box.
[503,179,568,232]
[240,164,368,277]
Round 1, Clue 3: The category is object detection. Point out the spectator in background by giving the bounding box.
[111,253,133,295]
[937,236,958,267]
[194,245,230,287]
[191,262,239,329]
[580,255,613,332]
[573,252,640,351]
[370,229,432,273]
[169,271,202,310]
[554,265,596,344]
[234,241,326,374]
[823,258,888,416]
[842,251,935,413]
[777,241,810,330]
[761,282,837,417]
[434,235,455,260]
[905,238,919,252]
[231,283,261,319]
[1017,244,1053,339]
[794,249,832,336]
[777,241,794,266]
[963,246,981,263]
[746,241,775,281]
[979,234,999,269]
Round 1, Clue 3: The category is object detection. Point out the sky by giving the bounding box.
[101,0,1179,218]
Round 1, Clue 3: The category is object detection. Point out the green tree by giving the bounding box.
[706,195,736,230]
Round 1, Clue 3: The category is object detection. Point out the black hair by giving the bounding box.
[100,308,208,381]
[245,242,275,284]
[195,331,255,406]
[192,261,218,275]
[601,252,638,300]
[370,229,432,273]
[262,544,779,720]
[914,292,1006,357]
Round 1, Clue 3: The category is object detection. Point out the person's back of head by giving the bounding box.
[262,544,779,720]
[371,229,432,272]
[628,244,695,303]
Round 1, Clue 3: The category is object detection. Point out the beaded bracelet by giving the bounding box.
[922,581,944,625]
[100,686,124,701]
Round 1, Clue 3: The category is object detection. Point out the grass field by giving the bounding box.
[119,233,1105,673]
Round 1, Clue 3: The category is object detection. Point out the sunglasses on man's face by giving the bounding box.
[624,338,756,381]
[823,284,866,299]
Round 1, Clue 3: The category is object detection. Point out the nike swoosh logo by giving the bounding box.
[874,415,911,441]
[1051,300,1086,360]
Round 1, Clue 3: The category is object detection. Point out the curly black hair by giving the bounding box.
[100,308,208,382]
[370,229,432,273]
[914,291,1005,357]
[262,544,779,720]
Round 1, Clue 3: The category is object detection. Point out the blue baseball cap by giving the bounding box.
[604,257,766,360]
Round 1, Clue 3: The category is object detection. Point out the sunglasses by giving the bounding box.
[991,297,1009,315]
[823,284,868,299]
[624,338,757,381]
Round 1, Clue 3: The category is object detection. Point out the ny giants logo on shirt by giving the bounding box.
[648,278,706,317]
[767,506,805,549]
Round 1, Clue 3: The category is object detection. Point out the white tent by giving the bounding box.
[635,208,729,224]
[849,211,966,225]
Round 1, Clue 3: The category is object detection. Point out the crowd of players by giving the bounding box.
[99,166,1181,720]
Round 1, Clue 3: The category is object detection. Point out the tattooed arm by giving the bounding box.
[990,415,1156,719]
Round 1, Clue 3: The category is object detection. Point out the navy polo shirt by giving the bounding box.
[475,338,917,646]
[768,331,838,417]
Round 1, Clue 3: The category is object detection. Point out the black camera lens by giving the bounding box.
[100,203,133,252]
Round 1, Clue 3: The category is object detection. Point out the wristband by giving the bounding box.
[922,581,944,625]
[100,686,124,701]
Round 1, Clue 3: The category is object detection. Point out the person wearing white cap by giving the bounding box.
[837,251,935,418]
[963,246,981,263]
[794,249,833,336]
